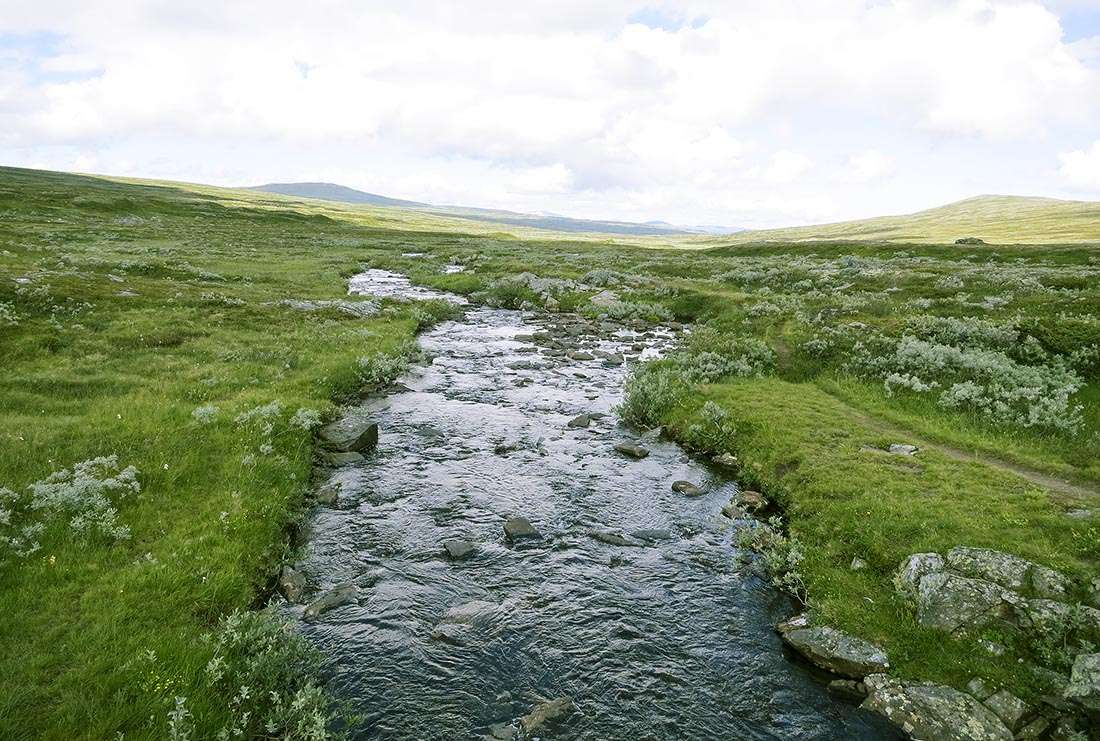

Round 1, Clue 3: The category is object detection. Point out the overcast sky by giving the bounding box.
[2,1,1099,228]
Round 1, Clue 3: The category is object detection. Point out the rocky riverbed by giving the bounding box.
[284,270,902,739]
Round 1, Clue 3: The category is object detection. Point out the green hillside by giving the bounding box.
[723,195,1100,245]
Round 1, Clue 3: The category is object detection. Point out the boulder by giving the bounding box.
[889,443,919,455]
[1018,599,1100,638]
[1013,717,1049,741]
[945,546,1030,592]
[781,626,890,679]
[850,557,869,571]
[589,290,620,307]
[738,490,768,511]
[443,539,476,560]
[567,350,594,361]
[828,679,869,702]
[278,565,308,604]
[503,517,541,541]
[303,583,358,622]
[614,442,649,459]
[319,420,379,454]
[429,623,467,646]
[776,613,812,635]
[567,413,592,429]
[314,481,341,506]
[589,531,641,547]
[895,553,945,597]
[712,452,739,468]
[1089,577,1100,609]
[861,674,1013,741]
[671,480,704,497]
[966,678,993,701]
[1064,652,1100,711]
[1030,565,1071,600]
[317,450,365,467]
[519,697,574,735]
[982,689,1029,732]
[915,572,1018,633]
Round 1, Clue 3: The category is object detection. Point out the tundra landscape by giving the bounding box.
[5,1,1100,739]
[1,166,1098,739]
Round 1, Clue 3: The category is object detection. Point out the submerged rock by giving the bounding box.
[519,697,574,735]
[443,539,477,560]
[671,480,704,497]
[566,413,592,429]
[503,517,541,541]
[781,626,890,678]
[861,674,1013,741]
[303,583,358,622]
[442,599,498,625]
[589,530,641,547]
[278,565,308,604]
[613,442,649,459]
[317,450,365,467]
[630,528,673,542]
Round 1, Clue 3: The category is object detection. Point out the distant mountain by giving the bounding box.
[724,195,1100,245]
[247,181,741,236]
[247,182,426,208]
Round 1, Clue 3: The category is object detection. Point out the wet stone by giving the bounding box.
[314,481,341,505]
[278,565,308,604]
[782,626,890,679]
[519,697,574,735]
[303,583,358,622]
[567,413,592,428]
[443,539,476,560]
[503,517,541,541]
[614,442,650,459]
[738,490,768,511]
[829,679,869,702]
[589,531,641,547]
[672,480,704,497]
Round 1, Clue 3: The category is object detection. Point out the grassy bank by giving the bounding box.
[2,166,1098,736]
[0,169,445,738]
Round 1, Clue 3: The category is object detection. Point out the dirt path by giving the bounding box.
[827,392,1100,503]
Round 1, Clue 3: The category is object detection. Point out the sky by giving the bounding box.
[1,0,1100,229]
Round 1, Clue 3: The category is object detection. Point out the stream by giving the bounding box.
[292,269,900,740]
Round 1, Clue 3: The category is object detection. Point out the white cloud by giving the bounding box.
[764,151,813,184]
[1058,140,1100,190]
[1,0,1097,227]
[845,151,896,183]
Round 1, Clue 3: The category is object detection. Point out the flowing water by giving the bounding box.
[293,270,900,740]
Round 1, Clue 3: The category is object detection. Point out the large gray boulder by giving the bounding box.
[895,553,945,598]
[1065,652,1100,711]
[781,626,890,679]
[945,546,1071,599]
[915,573,1018,633]
[861,674,1013,740]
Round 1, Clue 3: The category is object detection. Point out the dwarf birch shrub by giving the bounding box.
[200,608,337,740]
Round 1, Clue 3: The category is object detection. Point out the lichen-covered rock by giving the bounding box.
[775,613,811,634]
[319,419,379,454]
[981,689,1029,732]
[1030,564,1071,600]
[915,572,1018,633]
[1064,652,1100,711]
[861,674,1013,740]
[1017,599,1100,639]
[895,553,945,598]
[781,626,890,678]
[946,547,1033,592]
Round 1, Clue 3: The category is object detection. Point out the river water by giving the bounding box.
[293,270,899,740]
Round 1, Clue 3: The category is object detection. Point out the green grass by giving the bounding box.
[663,379,1097,694]
[1,165,1098,737]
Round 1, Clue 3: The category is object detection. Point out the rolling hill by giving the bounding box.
[725,195,1100,245]
[246,181,732,236]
